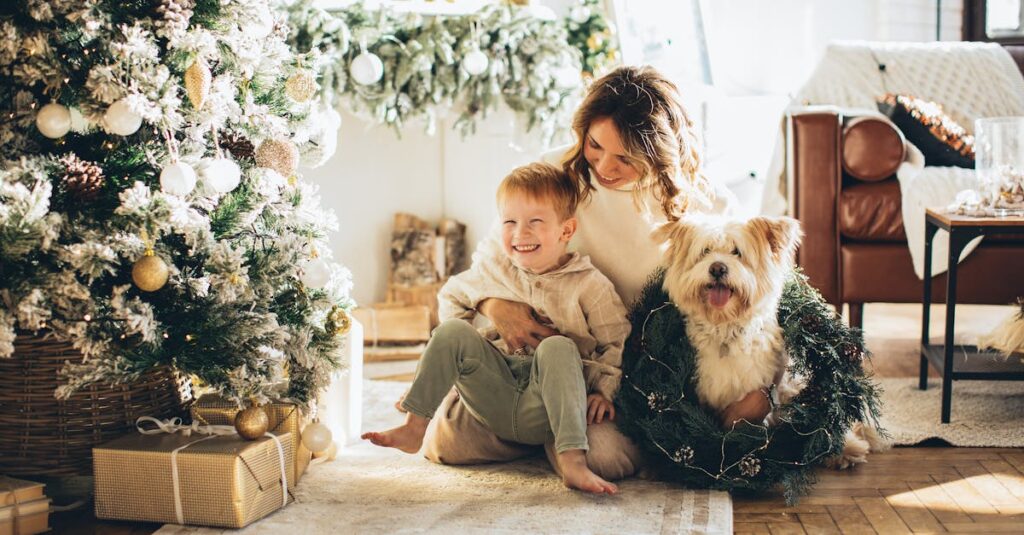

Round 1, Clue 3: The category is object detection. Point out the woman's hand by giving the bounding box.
[720,388,771,429]
[587,394,615,424]
[478,298,558,351]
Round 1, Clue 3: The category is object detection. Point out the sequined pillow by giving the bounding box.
[877,94,975,168]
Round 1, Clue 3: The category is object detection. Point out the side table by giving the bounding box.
[920,208,1024,423]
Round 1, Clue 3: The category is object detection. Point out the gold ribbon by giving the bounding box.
[135,416,289,526]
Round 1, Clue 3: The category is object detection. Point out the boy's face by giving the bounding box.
[499,193,577,274]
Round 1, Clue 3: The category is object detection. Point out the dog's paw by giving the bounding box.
[824,422,889,470]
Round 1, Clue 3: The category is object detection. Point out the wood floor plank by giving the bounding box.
[826,504,876,535]
[1000,453,1024,475]
[796,513,841,534]
[853,497,911,534]
[954,463,1023,508]
[908,480,974,525]
[932,472,1001,516]
[734,522,772,535]
[980,459,1024,500]
[939,522,1024,532]
[882,486,947,533]
[767,522,807,535]
[735,522,772,534]
[733,502,829,514]
[736,513,801,523]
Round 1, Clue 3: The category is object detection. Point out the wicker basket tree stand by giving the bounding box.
[0,333,192,477]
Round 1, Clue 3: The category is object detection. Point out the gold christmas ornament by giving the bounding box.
[184,58,212,110]
[328,307,352,336]
[234,404,269,440]
[132,251,169,292]
[284,70,318,102]
[255,138,299,177]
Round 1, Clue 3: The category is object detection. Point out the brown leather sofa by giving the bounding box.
[788,46,1024,328]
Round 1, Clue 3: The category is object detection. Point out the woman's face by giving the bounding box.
[583,117,642,189]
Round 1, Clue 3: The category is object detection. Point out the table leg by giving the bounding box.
[940,229,973,424]
[920,220,939,391]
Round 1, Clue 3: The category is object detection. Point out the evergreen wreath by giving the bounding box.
[617,269,883,503]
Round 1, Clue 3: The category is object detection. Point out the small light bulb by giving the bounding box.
[83,314,92,321]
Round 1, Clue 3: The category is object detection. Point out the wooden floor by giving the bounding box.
[54,303,1023,534]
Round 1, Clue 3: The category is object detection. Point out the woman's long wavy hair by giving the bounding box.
[562,65,712,221]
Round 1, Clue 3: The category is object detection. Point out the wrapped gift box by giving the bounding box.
[0,497,50,535]
[93,431,294,528]
[190,396,311,483]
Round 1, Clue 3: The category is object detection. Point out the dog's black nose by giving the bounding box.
[709,262,728,279]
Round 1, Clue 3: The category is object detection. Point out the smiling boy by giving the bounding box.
[362,162,631,495]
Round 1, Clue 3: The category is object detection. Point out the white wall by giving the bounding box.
[307,107,551,305]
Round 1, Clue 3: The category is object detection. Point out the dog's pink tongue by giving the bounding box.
[707,286,732,308]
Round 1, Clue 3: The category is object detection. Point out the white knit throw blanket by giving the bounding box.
[766,41,1024,278]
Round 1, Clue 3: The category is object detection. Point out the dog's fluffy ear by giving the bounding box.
[748,216,803,261]
[652,220,692,252]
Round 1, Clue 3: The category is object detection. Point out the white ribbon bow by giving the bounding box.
[135,416,289,525]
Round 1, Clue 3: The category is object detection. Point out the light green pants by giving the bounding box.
[401,319,589,453]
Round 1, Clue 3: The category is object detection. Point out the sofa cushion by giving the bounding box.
[842,116,905,182]
[877,94,975,168]
[839,179,905,241]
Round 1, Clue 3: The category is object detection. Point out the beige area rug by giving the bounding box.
[878,376,1024,447]
[157,380,732,534]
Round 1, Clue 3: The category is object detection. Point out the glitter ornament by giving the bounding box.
[234,404,269,440]
[300,257,331,289]
[36,102,72,138]
[328,306,352,336]
[285,70,318,102]
[201,157,241,193]
[255,138,299,177]
[462,49,489,76]
[160,161,197,196]
[349,51,384,85]
[104,99,143,136]
[184,58,212,110]
[132,252,169,292]
[301,421,332,454]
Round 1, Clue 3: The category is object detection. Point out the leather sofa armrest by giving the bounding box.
[788,108,842,304]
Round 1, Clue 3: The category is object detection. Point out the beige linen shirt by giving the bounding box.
[439,252,631,401]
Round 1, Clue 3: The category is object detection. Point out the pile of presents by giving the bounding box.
[2,395,319,531]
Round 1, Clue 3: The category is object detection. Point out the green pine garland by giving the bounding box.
[617,269,883,504]
[285,0,587,142]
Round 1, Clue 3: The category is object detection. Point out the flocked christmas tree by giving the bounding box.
[0,0,353,408]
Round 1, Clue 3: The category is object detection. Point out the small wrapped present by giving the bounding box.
[190,395,311,483]
[93,418,294,528]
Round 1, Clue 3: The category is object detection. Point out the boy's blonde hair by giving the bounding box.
[496,162,580,221]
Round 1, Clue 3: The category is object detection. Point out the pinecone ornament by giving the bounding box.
[219,131,255,161]
[739,454,761,477]
[154,0,194,38]
[60,153,104,201]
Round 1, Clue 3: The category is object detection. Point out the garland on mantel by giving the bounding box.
[285,0,618,141]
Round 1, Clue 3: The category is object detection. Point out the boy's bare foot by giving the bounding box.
[556,449,618,495]
[360,413,429,454]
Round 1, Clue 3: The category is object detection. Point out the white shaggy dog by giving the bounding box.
[655,215,885,468]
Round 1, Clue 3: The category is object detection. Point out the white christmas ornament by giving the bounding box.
[462,49,489,76]
[35,103,72,138]
[160,161,197,196]
[302,421,333,454]
[201,158,241,194]
[104,99,143,136]
[301,257,331,289]
[350,51,384,85]
[569,6,592,24]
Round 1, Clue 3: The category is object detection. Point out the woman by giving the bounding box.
[419,65,769,480]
